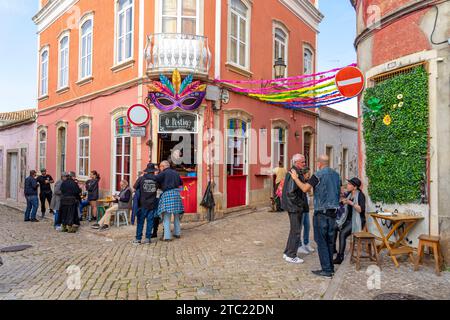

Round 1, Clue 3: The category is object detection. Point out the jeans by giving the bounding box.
[163,213,181,240]
[136,208,155,241]
[314,211,336,273]
[284,212,304,258]
[299,211,311,246]
[24,195,38,221]
[54,210,61,228]
[79,200,90,218]
[39,191,52,216]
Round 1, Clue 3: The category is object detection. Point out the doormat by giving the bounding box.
[373,293,425,300]
[0,245,33,253]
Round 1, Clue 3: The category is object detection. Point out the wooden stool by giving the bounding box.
[414,234,443,276]
[350,232,381,271]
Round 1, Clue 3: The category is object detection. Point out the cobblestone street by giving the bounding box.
[1,204,449,300]
[0,205,332,300]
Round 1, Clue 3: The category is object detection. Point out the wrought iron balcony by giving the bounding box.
[145,33,211,77]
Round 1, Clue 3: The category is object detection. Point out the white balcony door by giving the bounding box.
[161,0,199,35]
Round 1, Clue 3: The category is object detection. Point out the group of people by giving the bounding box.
[23,160,186,242]
[279,153,366,278]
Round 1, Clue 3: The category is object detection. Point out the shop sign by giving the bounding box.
[158,112,198,134]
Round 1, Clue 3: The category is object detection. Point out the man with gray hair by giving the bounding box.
[281,154,309,264]
[290,154,341,278]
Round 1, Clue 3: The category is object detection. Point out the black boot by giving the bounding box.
[333,254,344,265]
[151,218,160,238]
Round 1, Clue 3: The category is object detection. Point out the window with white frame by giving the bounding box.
[229,0,249,68]
[38,130,47,170]
[40,49,49,96]
[78,123,90,177]
[113,117,131,192]
[161,0,198,34]
[59,36,69,89]
[80,19,93,79]
[272,127,287,168]
[117,0,133,63]
[304,47,313,75]
[274,27,288,77]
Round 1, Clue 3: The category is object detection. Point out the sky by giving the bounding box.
[0,0,357,116]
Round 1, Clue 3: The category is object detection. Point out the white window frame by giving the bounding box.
[58,32,70,90]
[273,22,289,78]
[76,117,92,180]
[227,0,251,70]
[112,115,132,192]
[115,0,135,65]
[303,45,314,75]
[157,0,201,34]
[39,47,49,97]
[38,127,47,171]
[325,145,334,169]
[79,14,94,81]
[272,126,288,169]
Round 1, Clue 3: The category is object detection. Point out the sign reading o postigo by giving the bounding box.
[127,104,150,127]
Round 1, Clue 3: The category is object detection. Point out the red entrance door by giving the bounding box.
[180,177,197,213]
[227,175,247,208]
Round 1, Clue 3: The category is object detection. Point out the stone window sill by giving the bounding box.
[111,59,135,73]
[56,86,70,95]
[225,62,253,78]
[38,95,49,102]
[76,76,94,87]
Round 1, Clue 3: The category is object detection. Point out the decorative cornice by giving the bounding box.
[278,0,324,32]
[33,0,79,33]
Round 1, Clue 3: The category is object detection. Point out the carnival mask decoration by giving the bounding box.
[147,69,207,111]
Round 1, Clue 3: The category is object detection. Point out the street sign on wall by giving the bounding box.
[127,104,150,127]
[335,66,365,98]
[130,126,146,137]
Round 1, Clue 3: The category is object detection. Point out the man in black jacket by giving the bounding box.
[281,154,308,264]
[36,168,54,218]
[24,170,39,222]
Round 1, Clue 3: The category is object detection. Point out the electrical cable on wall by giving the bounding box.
[430,4,449,45]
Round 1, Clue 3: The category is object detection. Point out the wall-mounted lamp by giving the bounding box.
[295,131,301,139]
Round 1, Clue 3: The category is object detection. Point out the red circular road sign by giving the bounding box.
[335,66,365,98]
[127,104,150,126]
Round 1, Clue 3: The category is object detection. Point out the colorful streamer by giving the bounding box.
[215,63,359,109]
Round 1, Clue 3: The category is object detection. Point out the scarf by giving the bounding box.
[336,190,362,233]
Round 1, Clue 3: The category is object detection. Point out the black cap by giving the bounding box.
[144,163,158,173]
[347,177,362,188]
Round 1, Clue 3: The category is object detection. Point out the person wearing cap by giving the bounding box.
[50,172,68,230]
[333,177,366,264]
[36,168,54,219]
[132,163,159,244]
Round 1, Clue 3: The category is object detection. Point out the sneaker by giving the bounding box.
[55,226,62,232]
[305,244,315,253]
[311,270,333,278]
[174,235,181,239]
[24,219,31,222]
[91,223,100,229]
[283,254,287,259]
[132,239,141,245]
[285,256,304,264]
[99,225,109,231]
[142,238,151,244]
[31,219,40,222]
[297,246,310,255]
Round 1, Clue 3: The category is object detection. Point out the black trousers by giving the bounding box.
[39,191,52,215]
[153,216,161,236]
[333,221,352,258]
[284,212,304,258]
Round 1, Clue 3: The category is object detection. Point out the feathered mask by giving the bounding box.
[147,70,207,111]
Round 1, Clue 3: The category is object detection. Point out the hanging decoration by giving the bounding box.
[366,97,383,113]
[213,63,361,109]
[147,70,207,111]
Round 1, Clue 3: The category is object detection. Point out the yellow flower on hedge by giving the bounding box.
[383,115,392,126]
[398,101,404,108]
[397,94,403,100]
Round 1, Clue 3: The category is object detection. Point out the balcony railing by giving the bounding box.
[145,33,211,77]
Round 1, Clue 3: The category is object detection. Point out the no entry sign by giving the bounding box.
[335,66,365,98]
[127,104,150,127]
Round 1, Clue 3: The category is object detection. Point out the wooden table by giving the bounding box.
[369,212,424,267]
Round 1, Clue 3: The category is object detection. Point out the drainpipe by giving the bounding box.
[215,0,222,80]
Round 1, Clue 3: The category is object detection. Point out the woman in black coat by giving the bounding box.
[59,172,82,233]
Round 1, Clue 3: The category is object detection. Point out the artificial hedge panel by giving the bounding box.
[363,66,429,204]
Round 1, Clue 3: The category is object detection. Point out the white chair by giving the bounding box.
[114,209,129,227]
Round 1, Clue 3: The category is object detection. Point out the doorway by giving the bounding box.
[158,132,198,213]
[56,127,66,178]
[7,152,18,200]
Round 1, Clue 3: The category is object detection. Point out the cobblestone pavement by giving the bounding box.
[329,251,450,300]
[0,205,332,300]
